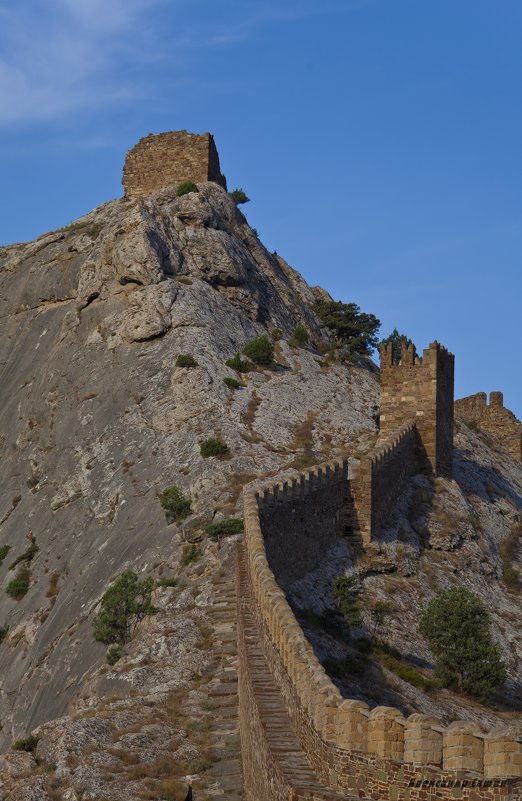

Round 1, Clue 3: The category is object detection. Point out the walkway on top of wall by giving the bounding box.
[237,542,366,801]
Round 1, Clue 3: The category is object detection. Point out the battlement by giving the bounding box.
[380,340,455,477]
[122,130,227,199]
[238,467,522,801]
[455,392,522,461]
[352,421,417,545]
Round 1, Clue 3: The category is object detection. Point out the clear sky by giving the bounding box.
[1,0,520,417]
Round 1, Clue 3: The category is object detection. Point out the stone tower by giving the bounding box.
[379,341,455,477]
[122,130,227,199]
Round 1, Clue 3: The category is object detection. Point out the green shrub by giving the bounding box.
[311,299,380,356]
[332,576,362,629]
[181,544,199,566]
[176,181,199,197]
[12,735,39,752]
[380,328,416,364]
[271,328,283,341]
[223,376,241,390]
[378,652,439,691]
[175,354,198,368]
[200,437,229,458]
[225,353,250,373]
[370,601,392,640]
[290,324,309,347]
[242,335,274,366]
[9,535,38,570]
[6,567,30,600]
[106,644,123,665]
[206,518,244,539]
[465,419,479,432]
[160,485,192,523]
[156,576,178,588]
[92,571,156,646]
[229,188,250,205]
[0,545,11,567]
[0,627,8,645]
[418,585,506,699]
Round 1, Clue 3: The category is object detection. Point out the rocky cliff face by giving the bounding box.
[0,182,378,796]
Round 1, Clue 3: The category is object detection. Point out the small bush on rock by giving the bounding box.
[225,353,250,373]
[0,545,11,567]
[229,188,250,205]
[242,335,274,366]
[224,376,241,390]
[160,486,192,523]
[332,576,362,629]
[12,735,39,753]
[200,437,229,458]
[290,324,309,347]
[106,644,123,665]
[181,544,199,566]
[176,181,199,197]
[93,571,155,646]
[271,328,283,341]
[175,354,198,368]
[206,518,244,539]
[6,567,30,600]
[157,576,178,588]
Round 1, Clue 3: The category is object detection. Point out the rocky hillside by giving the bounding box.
[0,182,377,797]
[0,178,521,800]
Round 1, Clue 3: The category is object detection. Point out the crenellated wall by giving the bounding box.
[257,462,348,586]
[239,468,522,800]
[352,421,417,546]
[455,392,522,461]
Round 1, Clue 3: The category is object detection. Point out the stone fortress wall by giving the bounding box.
[239,468,522,801]
[454,392,522,461]
[122,130,227,199]
[238,339,522,799]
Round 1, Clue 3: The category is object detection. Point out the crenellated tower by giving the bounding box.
[379,341,455,477]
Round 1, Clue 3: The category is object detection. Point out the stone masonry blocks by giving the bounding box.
[455,392,522,461]
[404,714,443,766]
[443,723,484,773]
[122,130,227,199]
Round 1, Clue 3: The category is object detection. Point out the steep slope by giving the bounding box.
[0,182,378,762]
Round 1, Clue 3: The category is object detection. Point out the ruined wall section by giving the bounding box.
[122,130,227,199]
[455,392,522,461]
[257,462,348,587]
[380,342,455,477]
[352,422,416,546]
[239,469,522,800]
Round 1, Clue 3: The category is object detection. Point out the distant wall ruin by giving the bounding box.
[122,130,227,199]
[455,392,522,461]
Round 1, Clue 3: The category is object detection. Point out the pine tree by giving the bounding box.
[418,586,506,700]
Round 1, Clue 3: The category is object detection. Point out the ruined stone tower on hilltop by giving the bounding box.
[379,340,455,477]
[122,130,227,199]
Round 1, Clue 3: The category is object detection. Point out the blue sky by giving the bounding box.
[1,0,521,417]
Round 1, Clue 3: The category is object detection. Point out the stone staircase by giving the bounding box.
[236,542,363,801]
[206,551,244,801]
